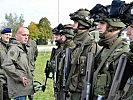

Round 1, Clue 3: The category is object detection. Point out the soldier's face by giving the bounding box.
[1,33,12,43]
[16,28,29,44]
[60,35,66,42]
[127,25,133,41]
[73,21,78,29]
[54,34,61,41]
[97,21,108,34]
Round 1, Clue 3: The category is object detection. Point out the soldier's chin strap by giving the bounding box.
[77,22,90,30]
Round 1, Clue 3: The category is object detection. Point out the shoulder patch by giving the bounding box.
[10,51,15,57]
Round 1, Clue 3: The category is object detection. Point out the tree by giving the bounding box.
[1,13,25,35]
[28,22,40,41]
[37,17,53,44]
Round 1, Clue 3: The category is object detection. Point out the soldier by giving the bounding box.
[65,8,99,100]
[55,24,76,100]
[27,38,38,75]
[60,24,76,49]
[43,24,65,100]
[2,27,34,100]
[109,2,133,99]
[27,38,38,100]
[90,4,129,99]
[0,28,12,100]
[53,24,64,55]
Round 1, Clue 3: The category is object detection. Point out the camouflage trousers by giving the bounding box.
[67,92,81,100]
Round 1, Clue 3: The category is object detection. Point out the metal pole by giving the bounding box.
[58,0,59,24]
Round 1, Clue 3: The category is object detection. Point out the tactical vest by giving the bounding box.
[68,30,98,92]
[94,37,129,97]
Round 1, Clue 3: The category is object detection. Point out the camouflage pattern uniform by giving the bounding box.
[67,9,99,100]
[113,2,133,99]
[92,18,129,99]
[60,24,76,49]
[56,24,76,100]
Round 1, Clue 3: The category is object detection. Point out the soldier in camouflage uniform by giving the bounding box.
[0,28,12,100]
[2,27,34,100]
[60,24,76,49]
[65,8,99,100]
[45,24,65,100]
[110,2,133,99]
[54,24,76,100]
[90,4,130,99]
[53,24,64,54]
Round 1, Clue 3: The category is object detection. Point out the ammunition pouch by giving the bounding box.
[69,56,87,92]
[94,74,109,96]
[69,73,79,91]
[122,77,133,99]
[79,56,86,75]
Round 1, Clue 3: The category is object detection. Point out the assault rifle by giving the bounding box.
[82,52,94,100]
[54,50,62,100]
[107,54,128,100]
[42,48,56,92]
[62,48,71,100]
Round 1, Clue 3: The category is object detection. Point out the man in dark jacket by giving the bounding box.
[2,27,34,100]
[0,28,12,100]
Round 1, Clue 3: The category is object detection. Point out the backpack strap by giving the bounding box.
[92,37,122,94]
[65,37,89,91]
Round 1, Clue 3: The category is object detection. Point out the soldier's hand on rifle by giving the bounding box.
[21,77,27,87]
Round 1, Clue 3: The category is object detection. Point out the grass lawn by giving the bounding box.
[33,51,54,100]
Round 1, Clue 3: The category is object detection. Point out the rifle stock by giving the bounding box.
[54,51,62,100]
[83,52,94,100]
[63,48,71,100]
[107,54,128,100]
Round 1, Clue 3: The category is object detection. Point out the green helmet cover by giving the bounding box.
[106,18,126,28]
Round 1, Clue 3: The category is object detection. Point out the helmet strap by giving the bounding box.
[77,22,89,30]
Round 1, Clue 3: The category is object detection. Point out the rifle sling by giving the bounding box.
[93,37,122,91]
[65,37,89,91]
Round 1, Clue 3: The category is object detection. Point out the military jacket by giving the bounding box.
[27,39,38,75]
[69,30,98,92]
[63,39,76,49]
[2,40,34,98]
[0,39,8,84]
[93,34,129,98]
[116,51,133,100]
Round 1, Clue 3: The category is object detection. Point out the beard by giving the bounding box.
[55,40,63,46]
[129,41,133,52]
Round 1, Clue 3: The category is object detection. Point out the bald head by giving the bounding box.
[16,27,29,34]
[16,27,29,44]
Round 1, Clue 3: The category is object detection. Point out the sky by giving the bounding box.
[0,0,132,28]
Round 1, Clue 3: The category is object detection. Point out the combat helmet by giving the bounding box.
[69,8,93,28]
[90,4,125,28]
[60,24,75,39]
[90,4,109,22]
[106,18,126,28]
[119,2,133,25]
[52,23,64,34]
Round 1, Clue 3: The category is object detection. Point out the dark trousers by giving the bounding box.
[28,95,34,100]
[0,82,11,100]
[70,92,81,100]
